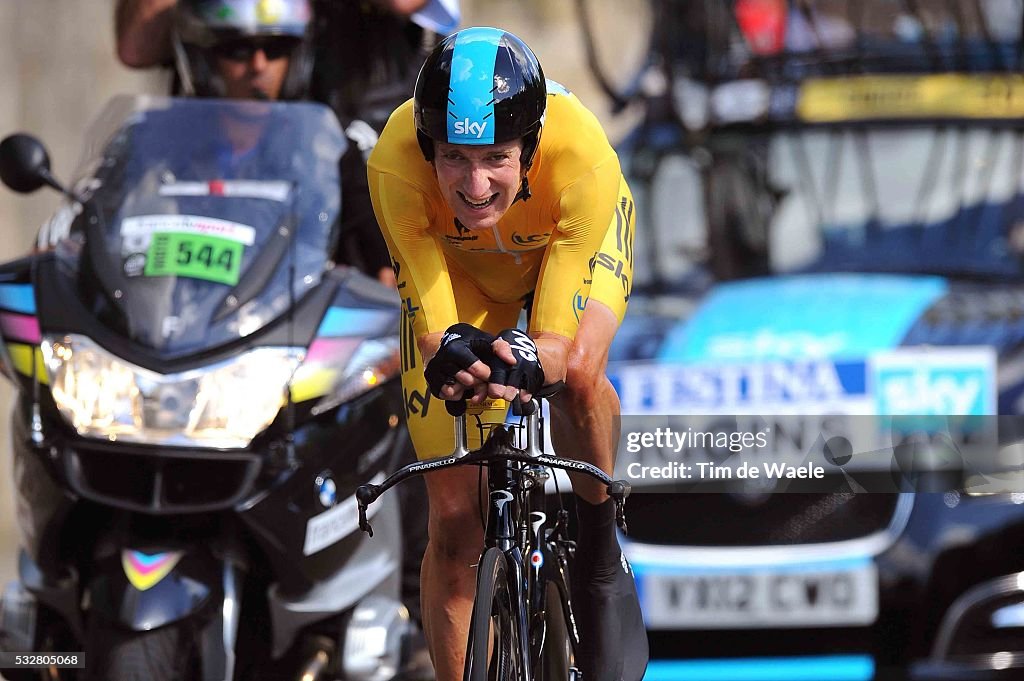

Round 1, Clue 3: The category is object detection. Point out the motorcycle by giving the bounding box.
[0,95,415,680]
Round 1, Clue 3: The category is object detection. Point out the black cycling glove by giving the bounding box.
[487,328,545,395]
[424,323,496,398]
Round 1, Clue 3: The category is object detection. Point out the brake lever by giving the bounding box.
[356,484,378,536]
[607,480,631,534]
[615,499,628,535]
[357,501,373,537]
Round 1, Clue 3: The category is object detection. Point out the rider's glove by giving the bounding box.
[488,328,545,395]
[424,323,496,398]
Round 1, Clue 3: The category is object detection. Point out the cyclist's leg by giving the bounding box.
[550,302,648,681]
[418,465,485,681]
[541,177,647,681]
[402,267,523,681]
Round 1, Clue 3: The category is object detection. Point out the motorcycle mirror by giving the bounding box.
[0,133,68,195]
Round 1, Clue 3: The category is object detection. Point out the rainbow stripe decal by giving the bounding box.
[0,284,36,314]
[121,550,184,592]
[0,283,42,382]
[0,313,40,344]
[4,343,46,383]
[289,336,363,403]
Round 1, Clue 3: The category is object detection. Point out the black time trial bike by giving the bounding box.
[356,390,631,681]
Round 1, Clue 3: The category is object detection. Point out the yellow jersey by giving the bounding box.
[368,83,632,342]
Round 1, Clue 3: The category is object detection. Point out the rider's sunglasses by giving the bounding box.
[212,37,299,62]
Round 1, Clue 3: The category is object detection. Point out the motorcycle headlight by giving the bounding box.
[42,334,303,448]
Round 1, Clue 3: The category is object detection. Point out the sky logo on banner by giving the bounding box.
[871,349,996,415]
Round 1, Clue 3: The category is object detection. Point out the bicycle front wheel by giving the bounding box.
[465,547,523,681]
[538,580,573,681]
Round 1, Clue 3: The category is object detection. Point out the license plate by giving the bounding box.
[641,562,878,629]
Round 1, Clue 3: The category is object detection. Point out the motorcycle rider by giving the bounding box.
[116,0,458,133]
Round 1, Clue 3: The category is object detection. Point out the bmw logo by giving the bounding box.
[315,472,337,508]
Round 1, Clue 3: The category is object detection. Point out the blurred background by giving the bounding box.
[0,0,649,585]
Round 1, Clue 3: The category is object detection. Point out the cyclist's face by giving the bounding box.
[434,140,524,230]
[213,37,296,100]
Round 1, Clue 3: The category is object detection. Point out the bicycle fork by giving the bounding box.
[486,460,534,681]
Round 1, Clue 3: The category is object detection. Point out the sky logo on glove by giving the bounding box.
[439,331,462,346]
[506,329,538,362]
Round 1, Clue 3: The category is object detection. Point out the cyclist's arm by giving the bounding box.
[115,0,176,68]
[529,156,622,382]
[368,169,493,399]
[368,171,459,332]
[530,333,573,386]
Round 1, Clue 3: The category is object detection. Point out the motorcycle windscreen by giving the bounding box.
[53,97,346,355]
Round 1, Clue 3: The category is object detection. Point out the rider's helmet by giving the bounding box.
[413,27,547,174]
[172,0,313,100]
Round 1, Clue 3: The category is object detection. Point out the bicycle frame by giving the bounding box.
[479,403,586,681]
[481,410,547,681]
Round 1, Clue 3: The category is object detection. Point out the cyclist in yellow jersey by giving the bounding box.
[368,26,647,681]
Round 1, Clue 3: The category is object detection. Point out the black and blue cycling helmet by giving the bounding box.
[414,27,547,172]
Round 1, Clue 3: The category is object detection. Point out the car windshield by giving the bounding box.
[49,95,346,355]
